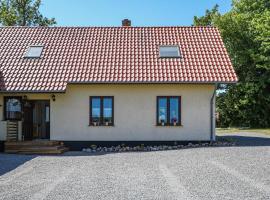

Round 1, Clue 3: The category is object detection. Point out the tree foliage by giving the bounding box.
[0,0,56,26]
[193,4,220,26]
[194,0,270,128]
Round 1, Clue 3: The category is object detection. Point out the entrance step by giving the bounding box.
[4,141,68,154]
[5,140,61,147]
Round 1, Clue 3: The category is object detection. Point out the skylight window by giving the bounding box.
[25,46,43,58]
[159,45,180,58]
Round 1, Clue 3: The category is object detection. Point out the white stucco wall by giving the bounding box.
[0,84,216,141]
[52,84,215,141]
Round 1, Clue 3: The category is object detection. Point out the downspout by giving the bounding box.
[210,84,217,141]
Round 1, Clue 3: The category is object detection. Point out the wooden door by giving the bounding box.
[22,101,33,140]
[32,101,50,139]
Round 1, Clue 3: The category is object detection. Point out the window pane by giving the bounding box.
[160,46,180,57]
[91,98,101,124]
[103,97,112,124]
[158,98,167,124]
[170,98,179,124]
[25,46,43,58]
[6,98,22,120]
[45,106,50,122]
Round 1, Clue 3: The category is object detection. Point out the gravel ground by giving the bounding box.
[0,132,269,200]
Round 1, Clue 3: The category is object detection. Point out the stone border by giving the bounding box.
[82,141,236,153]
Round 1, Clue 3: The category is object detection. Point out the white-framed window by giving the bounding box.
[159,45,180,58]
[25,45,43,58]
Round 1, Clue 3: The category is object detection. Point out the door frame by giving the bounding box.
[22,99,50,140]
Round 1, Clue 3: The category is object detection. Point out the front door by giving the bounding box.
[33,101,50,139]
[22,100,50,140]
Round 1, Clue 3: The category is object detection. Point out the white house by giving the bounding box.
[0,20,237,151]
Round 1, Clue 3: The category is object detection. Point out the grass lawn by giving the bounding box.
[216,128,270,136]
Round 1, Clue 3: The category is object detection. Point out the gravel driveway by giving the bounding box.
[0,132,269,200]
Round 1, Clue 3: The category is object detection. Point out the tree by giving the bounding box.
[0,0,56,26]
[194,0,270,128]
[193,4,220,26]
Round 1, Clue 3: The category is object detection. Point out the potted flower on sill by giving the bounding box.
[105,120,109,126]
[173,118,177,126]
[161,119,165,126]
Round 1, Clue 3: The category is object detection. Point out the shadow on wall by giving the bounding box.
[217,135,270,147]
[0,154,36,176]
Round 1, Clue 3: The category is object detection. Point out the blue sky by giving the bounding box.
[41,0,232,26]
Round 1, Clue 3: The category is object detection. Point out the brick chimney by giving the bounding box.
[122,19,131,27]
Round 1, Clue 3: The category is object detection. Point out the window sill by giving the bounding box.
[88,124,114,127]
[156,124,183,127]
[159,56,181,59]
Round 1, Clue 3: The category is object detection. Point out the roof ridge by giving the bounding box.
[0,26,217,29]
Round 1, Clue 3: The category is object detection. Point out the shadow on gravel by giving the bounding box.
[1,135,269,173]
[50,135,270,157]
[217,135,270,147]
[0,154,36,176]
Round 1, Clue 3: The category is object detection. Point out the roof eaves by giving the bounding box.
[0,90,66,94]
[67,81,238,85]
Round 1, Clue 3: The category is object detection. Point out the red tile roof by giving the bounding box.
[0,26,237,92]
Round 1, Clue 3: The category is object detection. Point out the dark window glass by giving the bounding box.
[170,98,179,124]
[157,96,181,126]
[103,97,113,125]
[90,96,114,126]
[158,98,167,124]
[4,97,22,120]
[91,98,101,125]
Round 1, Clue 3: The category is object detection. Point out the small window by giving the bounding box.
[4,97,22,120]
[159,46,180,58]
[90,96,114,126]
[45,106,50,123]
[157,96,181,126]
[25,46,43,58]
